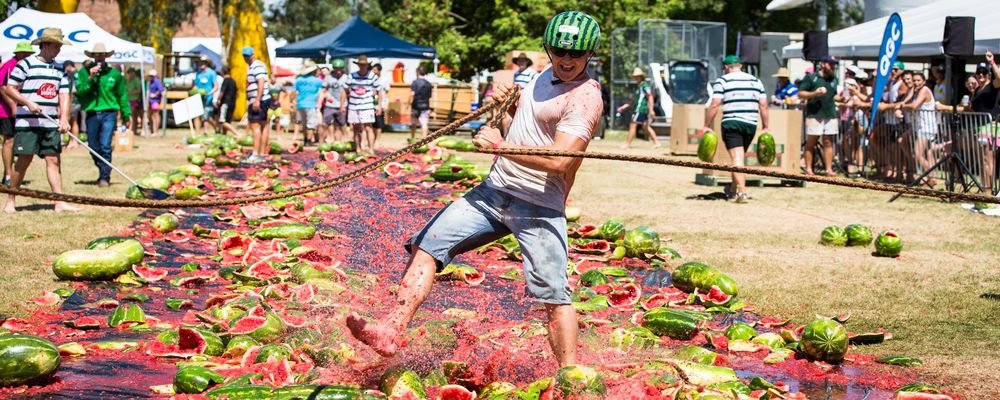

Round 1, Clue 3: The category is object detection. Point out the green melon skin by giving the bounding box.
[641,307,700,339]
[151,213,180,233]
[820,225,848,246]
[252,223,316,240]
[554,364,606,397]
[800,319,849,363]
[379,368,427,399]
[875,231,903,257]
[52,249,132,281]
[102,239,145,266]
[845,224,873,247]
[671,262,739,297]
[698,131,719,162]
[0,335,60,386]
[757,132,776,166]
[270,384,368,400]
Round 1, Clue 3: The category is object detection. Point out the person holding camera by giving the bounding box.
[76,43,129,188]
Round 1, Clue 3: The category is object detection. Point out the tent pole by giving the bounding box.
[432,56,439,124]
[140,54,148,136]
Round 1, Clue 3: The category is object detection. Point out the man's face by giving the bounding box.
[41,43,62,58]
[546,45,591,82]
[94,54,107,63]
[358,64,369,75]
[14,52,30,61]
[516,59,529,70]
[891,67,903,80]
[199,62,208,70]
[243,55,253,65]
[65,64,75,72]
[821,61,835,75]
[332,67,344,78]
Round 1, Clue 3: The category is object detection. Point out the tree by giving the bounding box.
[115,0,198,52]
[264,0,383,43]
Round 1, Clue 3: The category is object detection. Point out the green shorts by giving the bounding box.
[14,127,62,157]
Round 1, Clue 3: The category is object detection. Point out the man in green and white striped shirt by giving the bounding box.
[703,55,768,203]
[3,28,77,213]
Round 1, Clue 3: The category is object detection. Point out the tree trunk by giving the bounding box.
[220,0,270,120]
[36,0,79,13]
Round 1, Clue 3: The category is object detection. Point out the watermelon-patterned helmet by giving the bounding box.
[543,11,601,51]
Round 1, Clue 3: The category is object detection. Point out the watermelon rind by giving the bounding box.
[641,307,701,339]
[379,368,427,398]
[671,262,739,299]
[173,365,226,394]
[698,131,719,162]
[554,364,606,397]
[845,224,873,247]
[820,225,848,246]
[875,231,903,257]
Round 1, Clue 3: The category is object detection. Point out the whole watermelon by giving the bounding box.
[820,225,848,246]
[800,319,849,363]
[597,219,626,242]
[623,225,660,257]
[52,249,131,281]
[874,231,903,257]
[844,224,873,246]
[671,262,739,299]
[698,130,719,162]
[0,335,60,386]
[641,307,701,339]
[757,132,777,166]
[86,236,145,266]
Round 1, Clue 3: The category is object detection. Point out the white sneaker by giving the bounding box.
[735,192,750,204]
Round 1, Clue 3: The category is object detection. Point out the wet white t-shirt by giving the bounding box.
[485,67,602,211]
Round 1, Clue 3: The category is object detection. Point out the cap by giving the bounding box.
[723,55,741,65]
[892,60,905,70]
[977,62,991,73]
[149,69,158,76]
[820,55,838,65]
[241,46,254,56]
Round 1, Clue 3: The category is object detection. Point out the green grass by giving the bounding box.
[0,128,998,397]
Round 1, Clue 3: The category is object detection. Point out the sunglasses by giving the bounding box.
[549,47,588,59]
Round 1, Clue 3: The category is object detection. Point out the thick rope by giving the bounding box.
[0,87,996,207]
[0,92,516,209]
[477,147,1000,204]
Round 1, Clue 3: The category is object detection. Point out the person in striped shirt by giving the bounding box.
[242,46,272,164]
[3,28,78,213]
[339,55,383,151]
[512,52,537,89]
[703,55,768,203]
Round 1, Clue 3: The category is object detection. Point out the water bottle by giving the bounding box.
[961,95,970,108]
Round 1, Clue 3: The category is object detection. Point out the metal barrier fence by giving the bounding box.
[802,107,998,196]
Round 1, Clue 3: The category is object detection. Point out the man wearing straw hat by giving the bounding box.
[340,55,382,151]
[512,52,537,89]
[3,28,79,213]
[292,60,322,146]
[771,66,799,106]
[0,41,35,187]
[618,67,662,149]
[76,42,129,188]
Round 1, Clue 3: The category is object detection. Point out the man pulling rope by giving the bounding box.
[346,11,605,367]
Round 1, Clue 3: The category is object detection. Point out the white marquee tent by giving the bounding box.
[0,8,155,64]
[782,0,1000,60]
[0,8,158,134]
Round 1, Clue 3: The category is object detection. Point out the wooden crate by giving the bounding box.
[700,108,803,180]
[670,104,720,156]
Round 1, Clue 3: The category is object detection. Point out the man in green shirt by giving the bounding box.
[76,43,130,188]
[797,55,843,176]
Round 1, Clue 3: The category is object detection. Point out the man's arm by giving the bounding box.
[474,128,589,174]
[117,73,130,120]
[58,91,70,131]
[703,98,722,130]
[758,97,769,132]
[255,77,265,110]
[75,69,93,95]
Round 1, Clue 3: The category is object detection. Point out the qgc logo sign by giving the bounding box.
[3,24,90,43]
[869,13,903,130]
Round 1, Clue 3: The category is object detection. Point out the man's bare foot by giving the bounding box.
[652,143,661,149]
[618,144,631,150]
[54,202,81,212]
[346,312,400,357]
[4,202,15,213]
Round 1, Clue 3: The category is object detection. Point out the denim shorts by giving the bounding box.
[406,184,571,304]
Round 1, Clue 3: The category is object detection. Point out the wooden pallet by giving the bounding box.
[694,173,806,188]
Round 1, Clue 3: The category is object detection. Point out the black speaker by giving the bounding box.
[739,35,761,64]
[943,16,975,56]
[803,31,828,61]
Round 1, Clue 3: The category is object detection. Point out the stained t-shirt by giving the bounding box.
[485,67,602,212]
